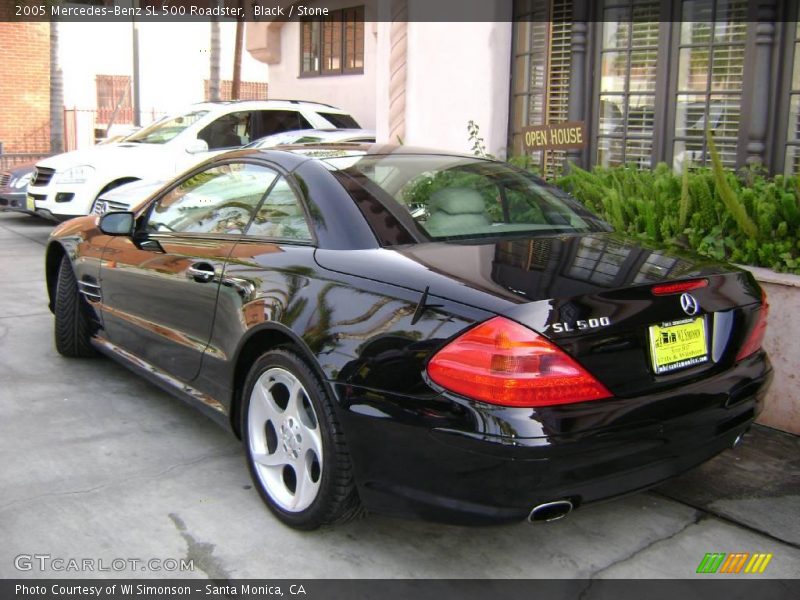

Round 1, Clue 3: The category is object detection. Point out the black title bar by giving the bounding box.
[2,579,800,600]
[2,0,799,23]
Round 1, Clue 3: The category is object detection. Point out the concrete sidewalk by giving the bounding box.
[0,212,797,580]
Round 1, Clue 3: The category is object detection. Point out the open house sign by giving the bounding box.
[522,121,587,151]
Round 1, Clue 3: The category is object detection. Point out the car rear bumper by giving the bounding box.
[333,352,772,525]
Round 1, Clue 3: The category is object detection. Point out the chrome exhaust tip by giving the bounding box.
[732,432,746,448]
[528,499,573,523]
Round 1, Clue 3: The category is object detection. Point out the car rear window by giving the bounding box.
[323,154,609,244]
[319,112,360,129]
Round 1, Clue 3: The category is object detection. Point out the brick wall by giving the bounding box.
[0,23,51,154]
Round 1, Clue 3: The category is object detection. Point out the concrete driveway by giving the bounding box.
[0,211,798,580]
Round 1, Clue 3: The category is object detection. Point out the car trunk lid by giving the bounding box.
[316,232,764,398]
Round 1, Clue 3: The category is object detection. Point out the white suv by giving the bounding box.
[26,100,360,221]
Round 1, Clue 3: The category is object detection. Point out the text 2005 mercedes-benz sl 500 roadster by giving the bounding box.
[45,144,772,529]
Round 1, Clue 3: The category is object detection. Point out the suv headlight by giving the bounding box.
[55,165,95,184]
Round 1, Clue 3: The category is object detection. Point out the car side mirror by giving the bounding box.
[98,211,135,236]
[186,138,209,154]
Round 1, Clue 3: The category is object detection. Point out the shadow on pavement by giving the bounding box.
[654,424,800,547]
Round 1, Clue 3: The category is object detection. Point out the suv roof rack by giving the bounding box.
[192,99,340,109]
[266,99,339,109]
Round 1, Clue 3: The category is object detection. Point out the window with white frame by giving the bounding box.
[673,0,747,170]
[596,1,660,168]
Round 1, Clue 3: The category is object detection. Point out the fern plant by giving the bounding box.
[554,159,800,273]
[706,129,758,239]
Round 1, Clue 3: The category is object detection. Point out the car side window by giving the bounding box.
[197,111,251,149]
[245,177,312,241]
[251,110,313,138]
[145,163,278,235]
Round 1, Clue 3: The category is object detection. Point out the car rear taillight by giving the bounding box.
[736,290,769,361]
[426,316,611,407]
[651,279,709,295]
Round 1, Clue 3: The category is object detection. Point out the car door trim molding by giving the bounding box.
[92,336,228,417]
[99,303,209,354]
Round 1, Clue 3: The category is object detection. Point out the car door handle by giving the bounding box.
[187,263,216,283]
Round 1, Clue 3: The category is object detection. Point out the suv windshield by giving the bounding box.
[126,110,209,144]
[324,154,609,243]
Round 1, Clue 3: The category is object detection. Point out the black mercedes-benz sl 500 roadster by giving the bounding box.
[45,144,772,529]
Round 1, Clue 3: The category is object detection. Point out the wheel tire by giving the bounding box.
[54,256,97,358]
[242,349,362,530]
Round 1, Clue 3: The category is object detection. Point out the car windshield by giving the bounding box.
[323,154,610,243]
[126,110,209,144]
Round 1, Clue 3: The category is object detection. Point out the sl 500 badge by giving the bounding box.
[552,317,611,334]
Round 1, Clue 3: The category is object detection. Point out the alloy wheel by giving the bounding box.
[247,367,323,512]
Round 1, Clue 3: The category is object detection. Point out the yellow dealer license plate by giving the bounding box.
[26,194,35,212]
[648,316,708,374]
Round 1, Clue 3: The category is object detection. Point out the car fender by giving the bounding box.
[227,320,335,437]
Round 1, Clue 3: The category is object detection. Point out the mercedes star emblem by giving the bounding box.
[680,292,700,316]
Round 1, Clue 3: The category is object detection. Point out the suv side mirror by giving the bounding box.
[186,138,209,154]
[99,211,135,236]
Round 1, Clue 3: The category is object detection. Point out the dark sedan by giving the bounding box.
[44,145,772,529]
[0,162,36,214]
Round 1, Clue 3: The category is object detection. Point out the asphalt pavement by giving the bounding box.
[0,211,798,580]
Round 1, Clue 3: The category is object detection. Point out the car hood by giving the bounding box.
[315,232,762,397]
[4,161,37,178]
[98,179,166,211]
[35,143,170,171]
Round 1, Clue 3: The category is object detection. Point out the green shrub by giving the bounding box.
[555,161,800,274]
[706,130,758,239]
